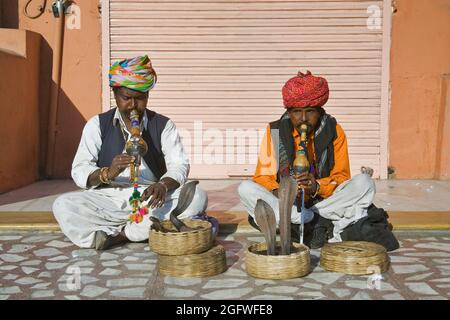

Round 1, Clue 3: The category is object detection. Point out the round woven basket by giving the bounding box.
[157,243,227,277]
[320,241,390,275]
[149,219,213,256]
[245,242,310,279]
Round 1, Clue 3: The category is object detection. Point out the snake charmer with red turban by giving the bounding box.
[240,70,350,247]
[239,69,397,252]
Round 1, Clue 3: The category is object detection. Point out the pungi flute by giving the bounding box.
[292,124,309,244]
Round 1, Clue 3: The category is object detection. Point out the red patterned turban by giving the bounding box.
[282,71,329,108]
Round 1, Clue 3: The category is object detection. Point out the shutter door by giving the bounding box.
[106,0,390,179]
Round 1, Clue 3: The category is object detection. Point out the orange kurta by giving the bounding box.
[253,123,351,199]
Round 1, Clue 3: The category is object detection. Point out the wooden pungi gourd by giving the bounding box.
[125,109,149,223]
[293,124,309,244]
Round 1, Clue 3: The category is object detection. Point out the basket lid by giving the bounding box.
[322,241,386,258]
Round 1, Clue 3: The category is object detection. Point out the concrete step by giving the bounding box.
[0,210,449,233]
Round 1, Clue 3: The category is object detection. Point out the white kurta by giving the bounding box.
[238,173,375,243]
[53,109,208,248]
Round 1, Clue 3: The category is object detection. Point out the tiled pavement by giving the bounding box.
[1,230,450,300]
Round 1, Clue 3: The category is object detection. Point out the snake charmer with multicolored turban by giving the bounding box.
[238,70,396,251]
[53,55,211,251]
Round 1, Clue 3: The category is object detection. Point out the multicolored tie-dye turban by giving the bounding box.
[282,71,329,108]
[109,55,157,92]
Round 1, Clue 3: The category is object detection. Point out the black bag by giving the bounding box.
[340,204,400,252]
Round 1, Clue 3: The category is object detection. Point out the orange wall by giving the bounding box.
[0,29,40,193]
[17,0,102,178]
[436,75,450,179]
[389,0,450,179]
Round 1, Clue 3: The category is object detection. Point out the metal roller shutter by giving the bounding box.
[103,0,390,179]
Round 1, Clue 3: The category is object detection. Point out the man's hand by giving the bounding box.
[294,172,318,195]
[141,182,167,209]
[109,153,135,179]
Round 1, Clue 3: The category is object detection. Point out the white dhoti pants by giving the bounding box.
[238,173,375,242]
[53,184,208,248]
[238,180,315,225]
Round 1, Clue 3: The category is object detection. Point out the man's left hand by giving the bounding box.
[295,172,318,194]
[141,183,167,209]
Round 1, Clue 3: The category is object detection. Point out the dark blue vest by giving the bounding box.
[97,108,168,180]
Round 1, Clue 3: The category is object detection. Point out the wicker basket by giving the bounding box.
[245,242,310,279]
[320,241,390,275]
[149,219,213,256]
[157,243,227,277]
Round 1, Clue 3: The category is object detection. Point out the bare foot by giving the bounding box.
[95,230,128,250]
